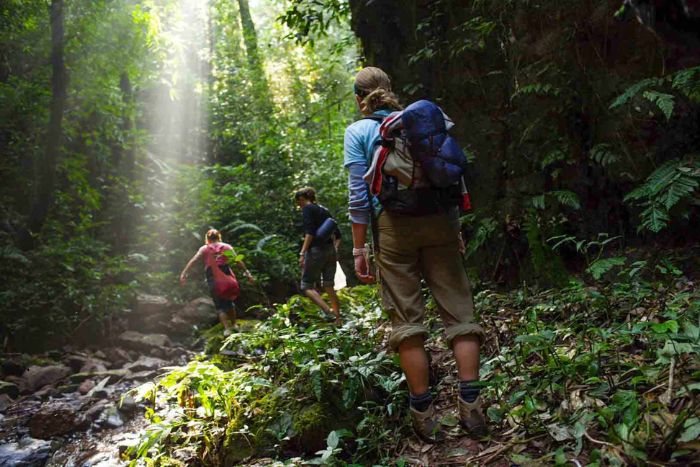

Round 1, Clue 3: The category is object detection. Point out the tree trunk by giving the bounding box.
[20,0,67,249]
[236,0,262,71]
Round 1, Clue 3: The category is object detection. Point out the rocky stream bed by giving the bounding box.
[0,295,218,467]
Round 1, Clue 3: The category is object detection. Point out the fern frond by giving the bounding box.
[549,190,581,210]
[643,91,675,120]
[590,144,619,167]
[610,77,664,109]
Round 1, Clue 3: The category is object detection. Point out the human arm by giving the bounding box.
[347,163,375,283]
[231,249,255,284]
[180,248,204,285]
[299,233,314,267]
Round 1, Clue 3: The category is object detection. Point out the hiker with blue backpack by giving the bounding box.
[295,187,342,323]
[344,67,486,442]
[180,229,255,336]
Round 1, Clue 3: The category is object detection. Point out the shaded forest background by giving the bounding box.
[1,0,699,348]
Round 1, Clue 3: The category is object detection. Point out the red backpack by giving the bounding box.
[206,245,240,301]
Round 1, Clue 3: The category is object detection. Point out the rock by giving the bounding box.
[33,385,57,400]
[78,359,108,374]
[0,436,52,467]
[0,381,19,399]
[104,347,131,367]
[124,356,167,373]
[117,396,139,416]
[64,354,88,373]
[97,404,123,429]
[78,380,95,395]
[56,384,79,394]
[46,350,62,360]
[91,388,110,399]
[27,403,81,439]
[94,350,107,360]
[1,358,26,377]
[69,369,129,385]
[23,365,70,393]
[169,298,216,333]
[3,375,27,395]
[84,400,108,422]
[118,331,172,353]
[127,294,173,332]
[0,394,12,412]
[124,370,157,382]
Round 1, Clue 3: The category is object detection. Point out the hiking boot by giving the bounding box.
[458,395,487,437]
[410,402,443,443]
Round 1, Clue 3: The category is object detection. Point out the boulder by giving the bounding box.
[78,380,95,395]
[56,383,79,394]
[78,359,108,374]
[118,331,171,353]
[33,385,57,400]
[68,369,129,385]
[27,403,82,439]
[23,365,70,393]
[169,298,216,333]
[124,356,167,373]
[0,437,52,467]
[103,347,131,367]
[1,358,26,377]
[0,394,12,412]
[127,294,173,332]
[64,354,89,373]
[84,400,108,422]
[117,396,139,416]
[0,381,19,399]
[97,404,123,429]
[4,375,27,395]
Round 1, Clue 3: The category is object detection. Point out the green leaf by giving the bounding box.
[327,430,340,449]
[643,90,675,120]
[587,257,626,280]
[678,418,700,443]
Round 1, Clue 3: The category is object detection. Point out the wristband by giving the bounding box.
[299,251,305,256]
[352,247,368,257]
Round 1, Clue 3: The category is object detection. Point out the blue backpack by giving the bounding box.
[365,100,472,215]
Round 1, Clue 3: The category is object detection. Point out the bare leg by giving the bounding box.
[453,334,480,381]
[226,306,237,329]
[398,335,430,396]
[218,311,231,329]
[324,286,340,321]
[304,288,330,313]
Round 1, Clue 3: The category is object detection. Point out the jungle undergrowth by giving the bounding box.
[126,258,700,466]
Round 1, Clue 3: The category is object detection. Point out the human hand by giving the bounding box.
[354,254,375,284]
[179,274,187,286]
[245,271,255,284]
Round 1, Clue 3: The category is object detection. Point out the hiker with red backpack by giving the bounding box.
[180,229,255,336]
[344,67,486,442]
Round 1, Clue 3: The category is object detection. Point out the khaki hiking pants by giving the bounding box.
[376,211,485,350]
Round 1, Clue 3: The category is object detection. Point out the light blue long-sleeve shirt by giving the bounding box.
[343,110,391,224]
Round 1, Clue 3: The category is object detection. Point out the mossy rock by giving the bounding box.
[221,423,256,464]
[290,402,334,454]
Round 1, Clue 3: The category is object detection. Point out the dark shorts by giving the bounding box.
[301,245,337,290]
[206,265,236,312]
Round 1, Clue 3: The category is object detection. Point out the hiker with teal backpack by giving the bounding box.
[295,187,342,324]
[344,67,486,442]
[180,229,255,336]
